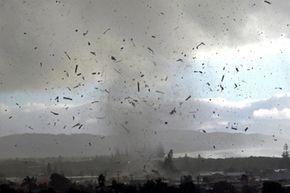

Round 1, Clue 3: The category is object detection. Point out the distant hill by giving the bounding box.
[0,130,287,159]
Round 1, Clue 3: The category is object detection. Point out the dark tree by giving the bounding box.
[163,149,176,172]
[46,163,52,175]
[0,184,16,193]
[241,185,258,193]
[282,144,289,159]
[262,181,283,193]
[98,174,106,187]
[49,173,71,192]
[281,143,290,168]
[180,176,199,193]
[21,176,37,192]
[212,181,237,193]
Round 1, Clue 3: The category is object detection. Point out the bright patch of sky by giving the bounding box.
[191,38,290,101]
[1,37,290,107]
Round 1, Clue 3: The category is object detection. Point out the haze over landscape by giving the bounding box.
[0,0,290,159]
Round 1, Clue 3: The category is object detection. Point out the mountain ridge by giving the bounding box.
[0,130,287,159]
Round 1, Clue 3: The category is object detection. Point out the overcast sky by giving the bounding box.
[0,0,290,140]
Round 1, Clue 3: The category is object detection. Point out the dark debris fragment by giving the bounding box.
[196,42,205,49]
[63,97,72,101]
[103,28,111,34]
[72,123,80,128]
[83,30,88,36]
[231,126,237,130]
[147,47,154,54]
[64,51,71,60]
[137,82,140,92]
[121,124,130,133]
[169,107,176,115]
[50,111,59,116]
[111,56,116,61]
[185,95,191,101]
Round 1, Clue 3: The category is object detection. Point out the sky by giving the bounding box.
[0,0,290,140]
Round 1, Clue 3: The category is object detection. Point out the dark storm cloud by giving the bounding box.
[0,0,289,92]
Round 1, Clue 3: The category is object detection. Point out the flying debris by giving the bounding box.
[111,56,116,61]
[55,96,59,103]
[50,111,59,116]
[196,42,205,49]
[176,58,184,62]
[121,124,130,133]
[74,65,78,73]
[202,130,207,133]
[103,28,111,34]
[231,126,237,130]
[72,123,81,128]
[90,51,96,56]
[64,70,69,77]
[130,38,136,47]
[147,47,154,54]
[125,97,138,107]
[83,30,88,36]
[245,127,249,132]
[169,107,176,115]
[78,124,83,129]
[221,75,225,82]
[185,95,191,101]
[264,0,271,4]
[137,82,140,92]
[64,51,71,60]
[63,97,72,101]
[73,84,81,89]
[156,90,165,94]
